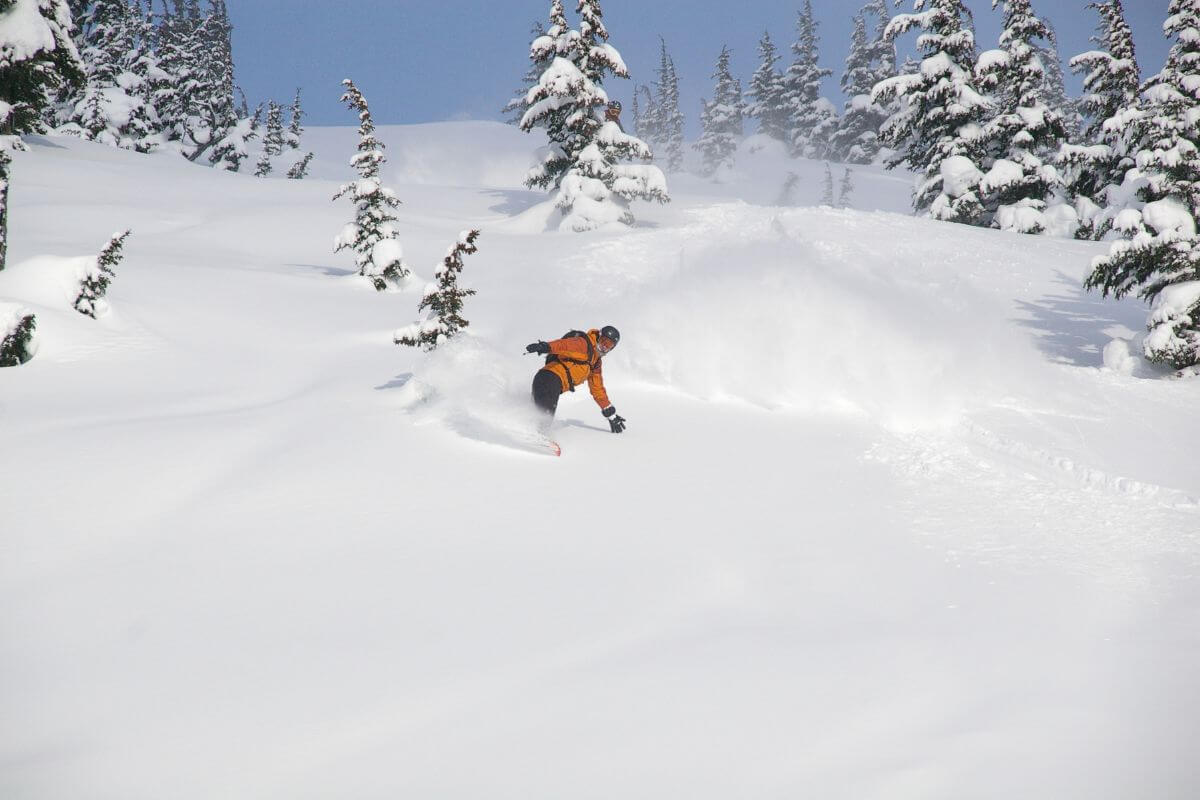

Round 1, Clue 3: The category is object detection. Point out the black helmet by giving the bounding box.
[607,100,622,112]
[599,325,620,348]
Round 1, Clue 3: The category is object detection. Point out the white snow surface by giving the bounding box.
[1,126,1199,800]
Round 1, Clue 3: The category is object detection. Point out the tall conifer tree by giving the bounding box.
[973,0,1069,233]
[695,46,745,178]
[746,30,788,143]
[1059,0,1141,233]
[1086,0,1200,369]
[781,0,837,159]
[332,80,408,290]
[873,0,989,223]
[829,1,896,164]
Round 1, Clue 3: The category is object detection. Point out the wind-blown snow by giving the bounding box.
[1,126,1197,800]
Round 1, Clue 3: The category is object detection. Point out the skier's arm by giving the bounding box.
[588,363,611,410]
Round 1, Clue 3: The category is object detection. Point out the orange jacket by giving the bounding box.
[543,330,612,409]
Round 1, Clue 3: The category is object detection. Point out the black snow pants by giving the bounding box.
[532,368,562,417]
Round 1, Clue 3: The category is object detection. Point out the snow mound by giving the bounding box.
[573,205,1039,431]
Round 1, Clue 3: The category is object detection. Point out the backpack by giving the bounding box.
[544,330,596,392]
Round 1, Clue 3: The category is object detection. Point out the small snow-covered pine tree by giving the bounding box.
[653,38,684,172]
[332,79,408,291]
[821,162,835,205]
[776,171,800,205]
[746,30,788,143]
[0,307,37,367]
[74,229,130,318]
[633,84,658,146]
[394,230,480,351]
[286,151,313,179]
[1059,0,1141,236]
[829,1,896,164]
[873,0,990,224]
[837,167,855,208]
[781,0,838,159]
[1085,0,1200,369]
[254,100,284,176]
[286,88,303,150]
[973,0,1070,234]
[695,46,745,178]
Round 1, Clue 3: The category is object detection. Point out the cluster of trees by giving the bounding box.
[334,80,479,350]
[509,0,1200,369]
[55,0,258,168]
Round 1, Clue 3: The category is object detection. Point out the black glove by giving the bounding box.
[525,341,550,355]
[603,406,626,433]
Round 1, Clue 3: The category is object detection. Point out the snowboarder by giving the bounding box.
[525,326,627,434]
[605,100,625,132]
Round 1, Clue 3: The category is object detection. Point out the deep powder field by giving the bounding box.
[1,126,1198,799]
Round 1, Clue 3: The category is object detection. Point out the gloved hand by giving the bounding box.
[603,406,626,433]
[525,341,550,355]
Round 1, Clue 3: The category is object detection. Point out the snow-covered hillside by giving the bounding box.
[1,124,1197,799]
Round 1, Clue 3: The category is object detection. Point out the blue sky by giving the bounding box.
[229,1,1172,133]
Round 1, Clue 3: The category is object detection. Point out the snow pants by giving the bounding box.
[532,368,562,417]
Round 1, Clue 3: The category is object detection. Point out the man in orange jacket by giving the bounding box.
[525,326,627,433]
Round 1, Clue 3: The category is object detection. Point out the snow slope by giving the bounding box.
[1,124,1198,800]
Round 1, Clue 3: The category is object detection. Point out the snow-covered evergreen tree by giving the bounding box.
[520,0,668,230]
[694,45,744,178]
[973,0,1070,234]
[781,0,837,159]
[1036,21,1079,139]
[776,171,800,205]
[1085,0,1200,369]
[633,83,657,145]
[558,1,667,230]
[745,30,788,143]
[254,100,284,176]
[286,151,313,179]
[285,87,303,150]
[1,0,83,138]
[394,230,480,350]
[74,229,130,318]
[208,95,256,173]
[0,306,36,366]
[1,0,84,272]
[829,0,896,164]
[837,167,855,208]
[503,20,548,125]
[519,0,576,190]
[873,0,990,224]
[821,162,835,205]
[1059,0,1141,235]
[652,38,684,172]
[332,79,408,291]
